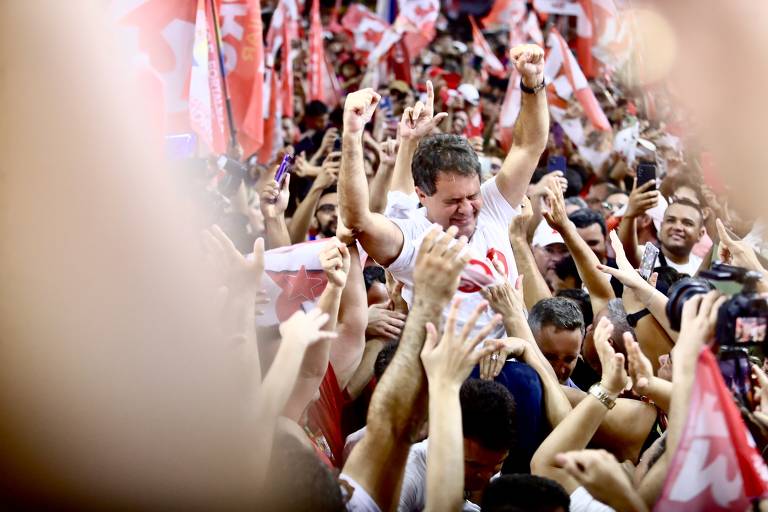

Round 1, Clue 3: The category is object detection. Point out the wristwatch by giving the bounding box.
[520,78,546,94]
[627,308,651,327]
[589,383,617,410]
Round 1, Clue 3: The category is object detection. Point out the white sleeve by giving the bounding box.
[397,443,428,512]
[386,217,419,274]
[569,487,616,512]
[385,191,420,220]
[479,176,520,230]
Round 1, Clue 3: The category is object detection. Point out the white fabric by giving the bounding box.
[386,176,520,341]
[533,219,565,247]
[665,253,703,276]
[398,440,480,512]
[343,426,367,463]
[340,473,382,512]
[385,191,420,220]
[569,486,616,512]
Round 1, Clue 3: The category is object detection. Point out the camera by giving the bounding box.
[665,262,768,410]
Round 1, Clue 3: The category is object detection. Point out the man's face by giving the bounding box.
[306,113,328,131]
[586,183,610,213]
[575,223,607,263]
[537,324,582,383]
[659,203,704,258]
[315,192,338,238]
[533,243,569,287]
[417,171,482,239]
[463,438,507,496]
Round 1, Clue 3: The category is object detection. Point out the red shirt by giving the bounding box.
[306,363,346,468]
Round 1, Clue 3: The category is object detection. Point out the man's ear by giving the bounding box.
[415,186,429,204]
[698,225,706,241]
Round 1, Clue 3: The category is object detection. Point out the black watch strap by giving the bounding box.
[627,308,651,327]
[520,78,546,94]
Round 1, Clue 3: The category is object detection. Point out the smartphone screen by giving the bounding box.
[547,156,566,173]
[636,163,657,190]
[639,243,660,280]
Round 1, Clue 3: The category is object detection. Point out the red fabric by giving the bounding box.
[307,0,324,102]
[306,364,347,468]
[576,0,596,78]
[655,348,768,511]
[115,0,197,134]
[257,70,279,164]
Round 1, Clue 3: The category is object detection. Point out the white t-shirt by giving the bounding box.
[386,177,520,340]
[569,486,615,512]
[398,440,480,512]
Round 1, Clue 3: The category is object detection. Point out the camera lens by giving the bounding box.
[665,277,714,331]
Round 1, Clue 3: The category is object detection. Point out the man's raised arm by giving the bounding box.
[495,44,549,208]
[339,89,405,267]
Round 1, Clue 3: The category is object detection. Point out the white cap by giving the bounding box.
[457,83,480,105]
[532,220,565,247]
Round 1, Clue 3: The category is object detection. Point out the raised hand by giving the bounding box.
[626,335,655,396]
[542,181,570,233]
[420,298,502,387]
[279,308,338,349]
[555,450,648,512]
[531,171,568,197]
[414,225,470,306]
[598,231,654,299]
[510,44,545,86]
[366,303,407,340]
[319,239,351,289]
[202,225,266,295]
[624,179,658,219]
[593,317,628,396]
[314,153,341,190]
[260,173,290,219]
[676,290,726,357]
[379,138,398,168]
[400,80,448,141]
[319,127,339,154]
[509,194,534,240]
[716,218,765,272]
[344,88,381,134]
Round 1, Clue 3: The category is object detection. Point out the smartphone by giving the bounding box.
[718,347,757,410]
[333,137,342,152]
[639,242,660,280]
[274,153,295,184]
[547,155,566,173]
[165,133,197,160]
[636,162,657,190]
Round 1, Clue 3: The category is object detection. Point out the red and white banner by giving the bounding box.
[469,16,506,77]
[256,240,330,326]
[655,348,768,511]
[257,69,282,165]
[189,0,227,153]
[112,0,197,134]
[481,0,526,30]
[588,0,633,69]
[307,0,325,102]
[341,4,391,57]
[398,0,440,57]
[544,29,611,131]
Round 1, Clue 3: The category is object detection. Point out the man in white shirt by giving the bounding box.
[655,199,704,275]
[338,44,549,342]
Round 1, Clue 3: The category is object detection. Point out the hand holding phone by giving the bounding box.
[547,155,567,173]
[636,162,657,191]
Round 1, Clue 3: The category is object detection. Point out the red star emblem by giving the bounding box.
[267,266,328,321]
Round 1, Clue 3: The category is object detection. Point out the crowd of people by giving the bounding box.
[180,2,768,511]
[8,0,768,510]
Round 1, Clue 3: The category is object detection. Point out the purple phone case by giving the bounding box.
[274,154,295,183]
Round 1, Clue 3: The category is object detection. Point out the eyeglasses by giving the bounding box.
[316,204,337,214]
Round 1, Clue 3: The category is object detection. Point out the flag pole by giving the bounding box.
[208,0,238,151]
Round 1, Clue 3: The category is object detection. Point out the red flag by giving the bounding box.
[387,39,412,85]
[281,11,296,119]
[258,69,281,164]
[189,0,228,153]
[576,0,596,78]
[113,0,197,134]
[544,28,610,131]
[256,240,330,326]
[482,0,526,29]
[341,4,391,57]
[308,0,325,102]
[469,16,506,78]
[655,348,768,511]
[398,0,439,57]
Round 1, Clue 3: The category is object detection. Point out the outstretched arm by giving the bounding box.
[508,194,552,308]
[495,44,549,208]
[288,155,339,243]
[618,179,658,268]
[542,184,615,313]
[339,89,404,266]
[368,139,397,214]
[343,226,470,511]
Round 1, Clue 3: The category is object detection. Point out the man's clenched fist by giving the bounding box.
[510,44,545,87]
[343,88,381,134]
